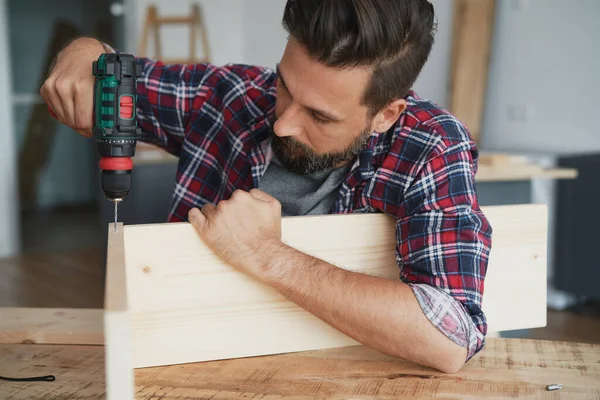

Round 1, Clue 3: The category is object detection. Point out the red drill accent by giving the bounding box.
[120,96,134,119]
[99,157,133,171]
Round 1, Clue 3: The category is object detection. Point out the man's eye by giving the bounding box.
[310,111,329,124]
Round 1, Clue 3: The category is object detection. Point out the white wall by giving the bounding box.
[0,0,20,257]
[482,0,600,154]
[241,0,287,69]
[412,0,454,108]
[125,0,245,66]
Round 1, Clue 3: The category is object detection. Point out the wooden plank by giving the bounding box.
[104,223,134,400]
[537,168,579,180]
[476,165,578,182]
[475,152,579,182]
[449,0,496,145]
[154,16,195,24]
[0,308,102,345]
[478,153,529,166]
[2,338,599,399]
[113,204,547,370]
[481,205,546,332]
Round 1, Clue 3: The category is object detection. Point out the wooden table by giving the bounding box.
[1,338,598,399]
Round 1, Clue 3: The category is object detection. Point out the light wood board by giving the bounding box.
[450,0,496,145]
[108,204,547,371]
[104,224,134,399]
[475,152,578,182]
[476,164,578,182]
[2,338,599,399]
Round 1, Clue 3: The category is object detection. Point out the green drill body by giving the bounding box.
[92,53,142,201]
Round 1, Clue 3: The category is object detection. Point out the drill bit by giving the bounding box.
[114,201,118,231]
[112,199,122,232]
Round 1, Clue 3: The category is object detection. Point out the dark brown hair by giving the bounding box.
[282,0,436,116]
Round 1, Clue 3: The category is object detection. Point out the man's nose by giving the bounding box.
[274,103,304,138]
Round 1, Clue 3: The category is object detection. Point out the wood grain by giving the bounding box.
[1,338,598,399]
[450,0,496,145]
[115,205,547,369]
[0,247,104,308]
[0,308,103,345]
[481,205,547,332]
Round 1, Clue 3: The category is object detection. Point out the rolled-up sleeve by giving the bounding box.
[394,143,492,358]
[410,283,484,359]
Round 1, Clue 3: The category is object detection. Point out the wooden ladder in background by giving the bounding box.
[138,4,211,65]
[135,3,212,161]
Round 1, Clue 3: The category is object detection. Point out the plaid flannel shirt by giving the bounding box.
[131,56,493,360]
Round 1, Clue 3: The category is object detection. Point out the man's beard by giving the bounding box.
[271,124,372,175]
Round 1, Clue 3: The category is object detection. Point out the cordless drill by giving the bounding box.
[91,53,142,227]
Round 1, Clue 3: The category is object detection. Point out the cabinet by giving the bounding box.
[553,152,600,300]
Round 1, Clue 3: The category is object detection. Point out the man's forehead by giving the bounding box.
[278,39,371,114]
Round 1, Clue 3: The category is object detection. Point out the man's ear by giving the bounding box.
[371,99,407,132]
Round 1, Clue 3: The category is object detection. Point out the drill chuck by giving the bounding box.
[99,157,133,200]
[101,171,131,200]
[92,53,142,200]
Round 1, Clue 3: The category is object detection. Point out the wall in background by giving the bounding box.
[0,0,19,257]
[412,0,454,109]
[481,0,600,154]
[125,0,245,66]
[241,0,287,70]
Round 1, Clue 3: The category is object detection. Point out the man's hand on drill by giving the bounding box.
[40,38,108,137]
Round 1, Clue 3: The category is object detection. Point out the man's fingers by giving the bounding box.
[73,80,94,135]
[250,189,281,214]
[188,207,207,232]
[59,88,76,127]
[200,203,218,220]
[41,81,65,123]
[249,188,277,204]
[54,77,76,126]
[76,128,93,138]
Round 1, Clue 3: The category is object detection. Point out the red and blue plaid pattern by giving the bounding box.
[134,58,493,359]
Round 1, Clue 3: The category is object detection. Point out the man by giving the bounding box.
[42,0,492,373]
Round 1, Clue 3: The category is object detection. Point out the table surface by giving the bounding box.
[1,338,599,400]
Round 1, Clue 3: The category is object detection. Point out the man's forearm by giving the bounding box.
[262,243,468,373]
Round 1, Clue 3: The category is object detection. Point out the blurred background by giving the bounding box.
[0,0,598,343]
